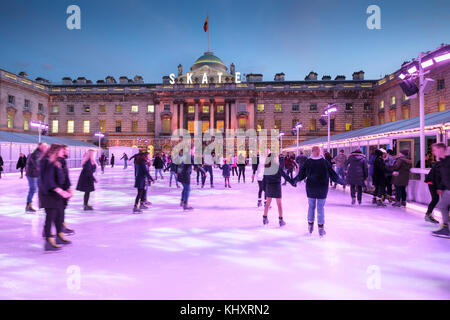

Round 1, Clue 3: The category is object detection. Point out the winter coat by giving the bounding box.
[134,162,153,189]
[295,156,342,199]
[436,156,450,191]
[110,155,115,165]
[26,149,43,178]
[263,164,295,199]
[99,155,107,165]
[164,162,178,173]
[16,156,27,169]
[425,162,441,189]
[38,157,67,209]
[153,156,164,169]
[231,156,237,167]
[344,152,368,186]
[220,164,231,178]
[284,157,297,171]
[295,154,308,170]
[121,154,128,161]
[177,155,205,185]
[372,151,386,186]
[333,153,347,169]
[392,155,412,187]
[0,156,3,172]
[76,161,97,192]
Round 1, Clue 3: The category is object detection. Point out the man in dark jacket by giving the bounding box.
[17,153,27,178]
[25,143,48,212]
[153,153,164,180]
[392,149,412,207]
[431,143,450,238]
[344,149,368,205]
[372,149,387,206]
[177,148,206,210]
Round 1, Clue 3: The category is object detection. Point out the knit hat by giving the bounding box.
[400,149,410,157]
[379,148,387,154]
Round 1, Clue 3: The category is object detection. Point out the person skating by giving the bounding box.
[372,149,387,207]
[256,151,268,207]
[129,152,140,176]
[324,151,334,187]
[202,158,214,188]
[237,153,247,183]
[153,153,164,180]
[262,153,296,227]
[99,153,107,174]
[133,152,154,213]
[58,145,75,235]
[219,160,231,188]
[333,150,347,189]
[431,143,450,238]
[0,154,3,179]
[38,144,73,251]
[231,154,238,177]
[392,149,412,207]
[177,148,207,210]
[121,153,128,169]
[25,142,48,213]
[282,154,297,185]
[251,154,259,183]
[76,149,97,211]
[164,158,179,188]
[424,158,441,224]
[384,150,396,203]
[344,149,368,205]
[110,153,115,168]
[294,146,344,236]
[17,153,27,179]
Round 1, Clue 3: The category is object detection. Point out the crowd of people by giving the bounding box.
[1,140,448,252]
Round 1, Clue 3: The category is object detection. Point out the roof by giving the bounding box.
[0,130,97,147]
[191,52,227,72]
[284,110,450,150]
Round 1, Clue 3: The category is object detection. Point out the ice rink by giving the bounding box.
[0,166,449,299]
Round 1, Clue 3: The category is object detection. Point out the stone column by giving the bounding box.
[210,98,215,130]
[194,99,200,135]
[171,100,178,133]
[249,98,256,130]
[178,101,184,131]
[225,100,230,131]
[154,99,161,136]
[231,100,237,130]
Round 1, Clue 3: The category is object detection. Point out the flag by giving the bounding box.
[203,16,208,32]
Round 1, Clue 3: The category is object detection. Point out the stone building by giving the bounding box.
[0,44,448,153]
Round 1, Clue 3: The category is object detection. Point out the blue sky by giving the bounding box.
[0,0,448,83]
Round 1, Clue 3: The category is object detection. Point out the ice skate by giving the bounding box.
[26,203,36,213]
[56,233,72,245]
[45,238,61,251]
[318,225,326,237]
[279,217,286,227]
[351,198,356,205]
[425,214,439,224]
[133,205,142,214]
[263,216,269,225]
[431,226,450,239]
[308,222,314,234]
[257,200,262,207]
[183,203,193,210]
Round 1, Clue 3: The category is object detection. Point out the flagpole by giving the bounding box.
[208,15,210,52]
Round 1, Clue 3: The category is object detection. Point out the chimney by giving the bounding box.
[18,71,28,77]
[305,71,318,81]
[105,76,116,84]
[162,75,171,84]
[119,76,129,84]
[76,77,87,84]
[246,73,263,82]
[335,75,346,81]
[274,73,285,81]
[134,75,144,83]
[352,70,365,80]
[322,75,331,81]
[62,77,72,85]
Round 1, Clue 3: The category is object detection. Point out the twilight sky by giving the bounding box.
[0,0,449,83]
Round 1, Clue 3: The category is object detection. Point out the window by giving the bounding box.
[402,109,410,119]
[257,119,264,132]
[202,105,210,113]
[439,103,446,112]
[147,121,154,132]
[187,120,194,133]
[292,104,299,111]
[24,119,29,130]
[238,104,246,112]
[7,114,14,128]
[83,120,90,133]
[330,119,335,131]
[379,100,384,110]
[310,104,317,111]
[437,79,445,91]
[201,121,209,132]
[67,105,74,113]
[390,111,396,122]
[83,105,90,113]
[8,95,15,104]
[364,103,371,111]
[99,105,106,113]
[217,105,224,113]
[345,122,352,131]
[115,120,122,132]
[163,119,172,133]
[24,99,30,110]
[132,120,138,132]
[115,105,122,113]
[257,104,265,112]
[274,119,281,130]
[216,120,224,132]
[310,119,316,131]
[274,104,282,112]
[292,119,299,128]
[345,103,353,111]
[38,103,44,112]
[52,106,59,113]
[147,105,154,113]
[379,114,385,124]
[99,120,105,132]
[239,118,247,129]
[52,120,59,133]
[188,106,195,113]
[164,104,170,112]
[390,96,396,105]
[403,94,409,101]
[67,120,74,133]
[363,118,371,127]
[131,105,139,113]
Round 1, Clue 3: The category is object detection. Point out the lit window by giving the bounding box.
[310,119,316,131]
[24,119,29,130]
[217,105,224,113]
[99,105,106,113]
[188,106,195,113]
[83,120,90,133]
[274,119,281,129]
[274,104,282,112]
[187,120,194,133]
[202,121,209,132]
[147,121,154,132]
[403,94,409,101]
[390,112,396,122]
[99,120,105,132]
[379,100,384,109]
[391,96,396,105]
[115,105,122,113]
[67,120,74,133]
[147,105,154,113]
[7,114,14,128]
[345,123,352,131]
[163,119,171,133]
[202,105,210,113]
[52,120,59,133]
[292,104,299,111]
[379,114,385,124]
[345,103,353,111]
[84,105,90,113]
[257,120,264,131]
[52,106,59,113]
[216,120,224,132]
[439,103,445,112]
[257,104,265,112]
[131,105,138,113]
[132,120,138,132]
[402,109,409,119]
[239,118,246,129]
[363,118,371,127]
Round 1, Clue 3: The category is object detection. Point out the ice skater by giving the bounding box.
[25,142,48,213]
[0,154,3,179]
[110,153,115,168]
[372,149,387,206]
[153,153,164,180]
[294,146,343,236]
[256,151,267,207]
[76,149,98,211]
[219,160,231,188]
[121,153,128,169]
[231,154,238,177]
[344,149,368,205]
[99,152,107,174]
[133,152,154,213]
[17,153,27,179]
[164,158,179,188]
[251,153,259,183]
[237,153,246,183]
[391,149,412,207]
[177,148,206,210]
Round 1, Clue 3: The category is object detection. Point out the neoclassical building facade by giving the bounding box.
[0,44,448,153]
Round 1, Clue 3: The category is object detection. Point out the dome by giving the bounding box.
[191,51,227,72]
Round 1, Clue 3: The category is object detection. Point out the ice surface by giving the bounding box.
[0,167,448,299]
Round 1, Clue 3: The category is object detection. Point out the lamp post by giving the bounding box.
[94,132,105,151]
[30,121,48,143]
[323,104,337,153]
[279,132,285,154]
[294,122,303,157]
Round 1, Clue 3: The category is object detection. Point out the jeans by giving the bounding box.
[335,168,346,186]
[203,166,213,186]
[258,180,266,200]
[385,175,393,196]
[238,166,245,183]
[181,183,191,203]
[436,190,449,226]
[169,171,179,187]
[197,169,205,184]
[155,169,163,179]
[427,185,440,215]
[395,185,407,202]
[124,160,128,169]
[308,198,326,225]
[350,185,362,202]
[26,176,38,203]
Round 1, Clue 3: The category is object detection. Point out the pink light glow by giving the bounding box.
[407,66,417,74]
[421,59,433,68]
[434,52,450,62]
